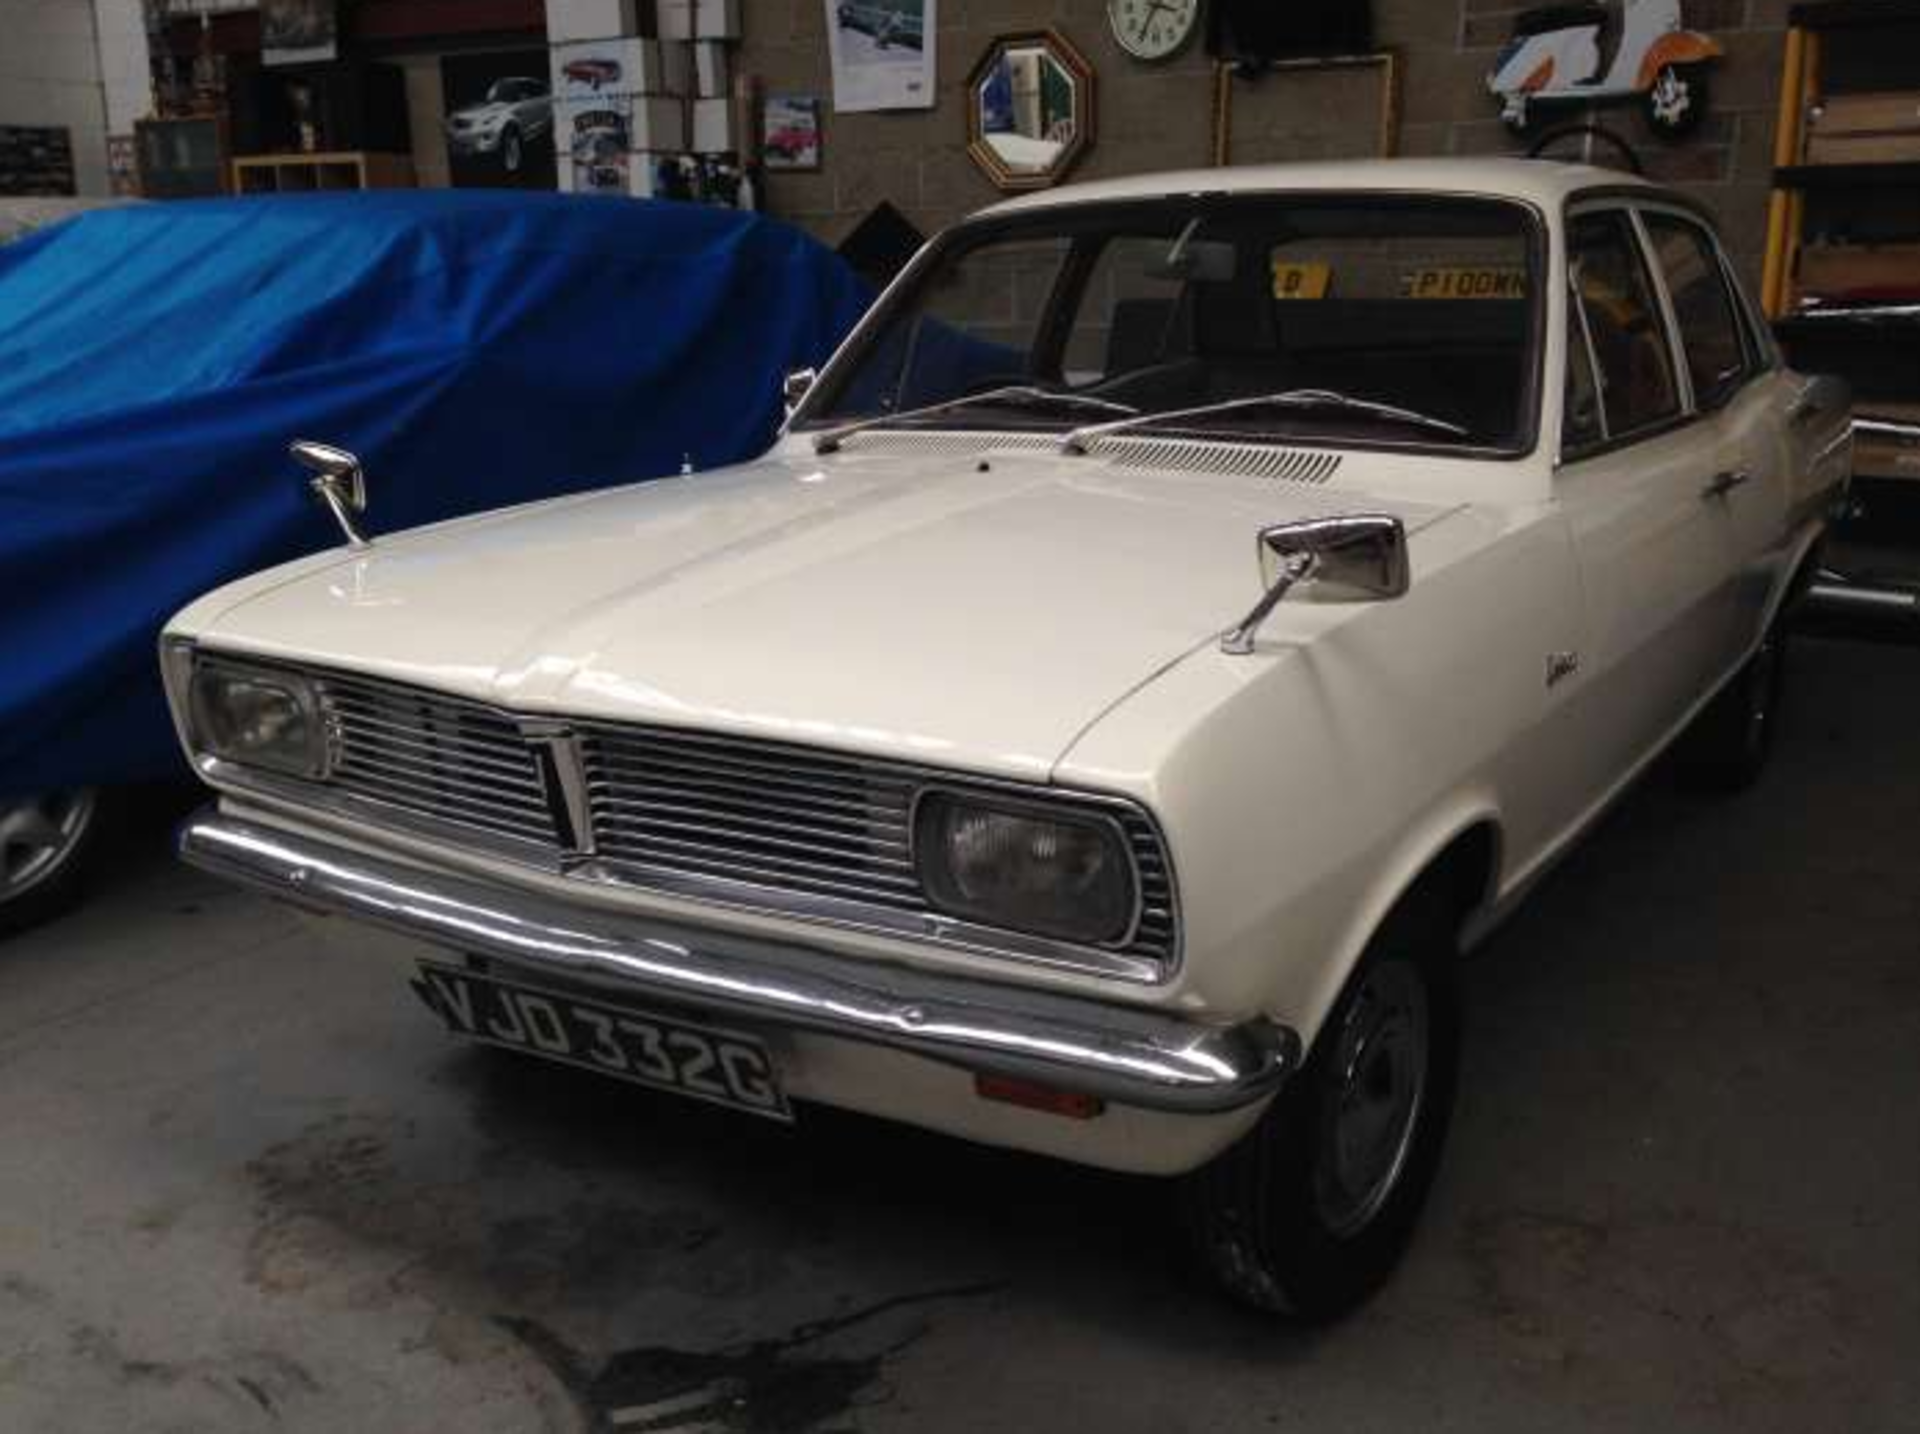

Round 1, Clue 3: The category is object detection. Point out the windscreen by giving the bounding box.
[806,195,1541,453]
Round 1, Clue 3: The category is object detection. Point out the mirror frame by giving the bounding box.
[965,29,1097,193]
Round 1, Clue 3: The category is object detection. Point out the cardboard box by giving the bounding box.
[690,95,734,153]
[556,95,686,156]
[546,0,654,43]
[1797,243,1920,301]
[558,146,663,199]
[1805,91,1920,165]
[688,39,730,98]
[551,38,679,101]
[658,0,740,41]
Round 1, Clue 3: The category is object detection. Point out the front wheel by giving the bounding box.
[0,788,103,938]
[500,125,524,173]
[1180,894,1460,1319]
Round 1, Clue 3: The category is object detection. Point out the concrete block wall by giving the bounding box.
[739,0,1788,282]
[0,0,110,194]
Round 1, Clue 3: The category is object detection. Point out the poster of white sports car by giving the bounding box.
[825,0,935,113]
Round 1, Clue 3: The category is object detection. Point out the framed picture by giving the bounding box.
[441,50,558,190]
[762,95,822,171]
[824,0,935,113]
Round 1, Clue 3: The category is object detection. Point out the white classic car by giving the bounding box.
[165,160,1849,1318]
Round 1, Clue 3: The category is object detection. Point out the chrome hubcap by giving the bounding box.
[0,790,97,903]
[1313,959,1430,1238]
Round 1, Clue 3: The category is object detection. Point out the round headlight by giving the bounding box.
[188,663,326,779]
[915,793,1136,946]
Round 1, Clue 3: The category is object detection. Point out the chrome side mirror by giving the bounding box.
[783,367,818,415]
[290,438,370,548]
[1222,514,1409,655]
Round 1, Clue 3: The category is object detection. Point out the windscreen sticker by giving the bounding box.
[1401,267,1528,299]
[1270,260,1333,300]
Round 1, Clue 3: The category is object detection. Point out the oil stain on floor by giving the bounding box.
[501,1285,1001,1433]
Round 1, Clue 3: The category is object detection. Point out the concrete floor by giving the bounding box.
[2,632,1915,1434]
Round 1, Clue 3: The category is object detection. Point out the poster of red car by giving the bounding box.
[762,95,822,170]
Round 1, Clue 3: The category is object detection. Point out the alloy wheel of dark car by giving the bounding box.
[0,788,101,937]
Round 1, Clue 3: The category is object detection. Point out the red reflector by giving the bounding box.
[974,1074,1105,1120]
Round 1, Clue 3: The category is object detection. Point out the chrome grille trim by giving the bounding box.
[191,659,1182,983]
[312,672,561,849]
[581,724,927,913]
[577,720,1180,977]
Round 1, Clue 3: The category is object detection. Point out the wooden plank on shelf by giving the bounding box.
[1773,160,1920,188]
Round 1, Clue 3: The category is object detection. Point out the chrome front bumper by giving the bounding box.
[179,809,1298,1114]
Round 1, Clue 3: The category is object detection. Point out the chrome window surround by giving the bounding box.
[172,651,1183,985]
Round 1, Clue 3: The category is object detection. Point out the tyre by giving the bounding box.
[501,125,523,174]
[1646,64,1708,138]
[1678,622,1786,793]
[1180,886,1461,1319]
[0,788,103,939]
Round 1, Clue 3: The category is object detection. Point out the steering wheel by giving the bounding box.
[1526,123,1644,176]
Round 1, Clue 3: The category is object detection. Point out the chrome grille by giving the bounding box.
[224,663,1179,978]
[314,672,560,849]
[579,723,920,910]
[577,721,1180,973]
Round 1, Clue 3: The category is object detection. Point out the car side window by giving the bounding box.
[1563,282,1605,451]
[1642,213,1749,411]
[1566,210,1681,440]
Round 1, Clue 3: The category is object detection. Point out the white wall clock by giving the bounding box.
[1107,0,1202,63]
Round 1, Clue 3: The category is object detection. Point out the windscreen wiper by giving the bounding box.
[1060,388,1469,454]
[812,386,1138,454]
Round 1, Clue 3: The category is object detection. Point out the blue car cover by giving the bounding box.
[0,191,870,798]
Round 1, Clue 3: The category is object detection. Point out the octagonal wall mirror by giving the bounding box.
[967,30,1096,192]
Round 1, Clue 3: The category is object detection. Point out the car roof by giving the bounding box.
[978,157,1663,220]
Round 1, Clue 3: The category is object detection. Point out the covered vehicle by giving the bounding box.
[0,190,868,932]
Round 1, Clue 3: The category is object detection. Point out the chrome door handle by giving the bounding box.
[1703,469,1750,499]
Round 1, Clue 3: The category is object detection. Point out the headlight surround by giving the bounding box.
[187,661,327,779]
[914,792,1138,947]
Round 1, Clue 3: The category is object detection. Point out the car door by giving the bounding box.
[1637,206,1790,649]
[1554,204,1740,784]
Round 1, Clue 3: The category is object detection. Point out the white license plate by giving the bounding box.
[412,962,791,1122]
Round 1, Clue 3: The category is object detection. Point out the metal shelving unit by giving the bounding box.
[1764,5,1920,466]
